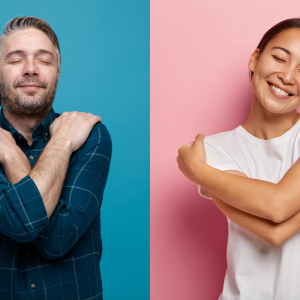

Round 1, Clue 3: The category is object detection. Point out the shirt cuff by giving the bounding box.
[4,175,49,239]
[198,185,212,199]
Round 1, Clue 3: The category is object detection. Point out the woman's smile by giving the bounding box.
[267,82,293,99]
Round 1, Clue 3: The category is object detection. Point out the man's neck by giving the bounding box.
[242,97,300,140]
[2,106,51,145]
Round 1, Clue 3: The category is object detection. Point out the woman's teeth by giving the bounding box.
[271,84,289,96]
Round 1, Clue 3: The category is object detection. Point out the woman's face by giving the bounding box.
[249,28,300,114]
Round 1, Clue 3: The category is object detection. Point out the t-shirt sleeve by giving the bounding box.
[199,138,241,199]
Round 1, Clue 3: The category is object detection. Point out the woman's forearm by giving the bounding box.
[196,162,300,223]
[196,164,282,221]
[209,192,300,246]
[177,133,300,222]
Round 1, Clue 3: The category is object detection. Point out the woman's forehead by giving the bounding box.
[269,28,300,46]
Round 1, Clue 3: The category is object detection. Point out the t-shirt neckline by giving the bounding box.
[237,118,300,145]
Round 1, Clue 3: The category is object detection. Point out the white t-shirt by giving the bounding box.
[199,120,300,300]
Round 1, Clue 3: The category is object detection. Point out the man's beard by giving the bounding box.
[0,77,57,121]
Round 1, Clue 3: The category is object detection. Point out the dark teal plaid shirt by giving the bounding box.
[0,107,112,300]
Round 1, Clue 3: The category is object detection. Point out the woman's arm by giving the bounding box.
[210,192,300,246]
[177,134,300,223]
[207,171,300,245]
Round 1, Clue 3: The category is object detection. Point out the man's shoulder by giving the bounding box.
[71,122,112,162]
[89,122,111,141]
[54,112,111,147]
[85,122,111,151]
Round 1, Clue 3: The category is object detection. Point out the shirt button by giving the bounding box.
[18,136,22,140]
[29,155,34,161]
[45,133,48,137]
[31,283,36,289]
[27,252,31,256]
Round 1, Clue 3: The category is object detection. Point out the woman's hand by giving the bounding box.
[177,133,207,182]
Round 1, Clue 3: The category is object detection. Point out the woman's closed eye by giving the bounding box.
[272,55,286,62]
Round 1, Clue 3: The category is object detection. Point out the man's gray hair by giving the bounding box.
[0,17,61,77]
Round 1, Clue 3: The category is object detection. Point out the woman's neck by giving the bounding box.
[242,97,300,140]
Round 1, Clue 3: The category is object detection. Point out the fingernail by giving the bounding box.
[198,132,204,136]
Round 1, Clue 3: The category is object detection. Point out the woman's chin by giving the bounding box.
[263,104,296,114]
[259,98,298,114]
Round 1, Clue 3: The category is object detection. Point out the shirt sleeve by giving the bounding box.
[199,138,241,200]
[0,174,49,242]
[30,123,112,259]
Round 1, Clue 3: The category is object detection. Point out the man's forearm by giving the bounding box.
[29,138,72,218]
[0,112,101,220]
[2,143,33,184]
[3,137,72,219]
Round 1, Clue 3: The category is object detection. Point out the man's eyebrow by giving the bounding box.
[36,49,55,58]
[5,49,55,60]
[5,50,25,59]
[271,46,291,55]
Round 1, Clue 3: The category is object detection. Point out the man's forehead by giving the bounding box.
[2,28,56,56]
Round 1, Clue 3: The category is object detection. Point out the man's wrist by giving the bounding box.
[49,137,73,155]
[2,148,20,169]
[2,149,31,184]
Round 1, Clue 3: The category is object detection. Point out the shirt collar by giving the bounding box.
[0,107,56,142]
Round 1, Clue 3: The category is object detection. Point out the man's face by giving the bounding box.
[0,27,58,117]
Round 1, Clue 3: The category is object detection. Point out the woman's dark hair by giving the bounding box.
[250,18,300,80]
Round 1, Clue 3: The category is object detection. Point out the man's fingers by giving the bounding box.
[89,115,102,126]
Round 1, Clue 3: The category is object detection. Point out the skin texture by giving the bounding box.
[0,28,102,218]
[0,28,59,144]
[177,28,300,246]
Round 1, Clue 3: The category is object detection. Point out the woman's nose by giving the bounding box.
[278,68,296,85]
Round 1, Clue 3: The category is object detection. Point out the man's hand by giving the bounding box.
[49,112,102,152]
[0,128,32,184]
[30,111,102,218]
[177,133,207,183]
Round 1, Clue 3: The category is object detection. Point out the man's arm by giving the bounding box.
[177,133,300,223]
[2,111,102,219]
[29,123,112,259]
[0,112,101,243]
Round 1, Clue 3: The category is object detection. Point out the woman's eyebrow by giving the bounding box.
[271,46,291,55]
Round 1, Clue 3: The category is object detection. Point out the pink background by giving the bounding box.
[151,1,300,299]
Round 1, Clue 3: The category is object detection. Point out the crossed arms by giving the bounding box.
[0,112,112,258]
[177,134,300,246]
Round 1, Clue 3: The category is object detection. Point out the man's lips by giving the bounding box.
[18,84,42,87]
[18,84,43,90]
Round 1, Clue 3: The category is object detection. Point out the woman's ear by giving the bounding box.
[248,48,260,72]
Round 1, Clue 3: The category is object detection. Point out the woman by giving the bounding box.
[177,19,300,300]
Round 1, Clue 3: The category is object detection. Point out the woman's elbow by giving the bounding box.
[269,202,289,224]
[263,228,288,246]
[265,235,284,246]
[270,213,287,224]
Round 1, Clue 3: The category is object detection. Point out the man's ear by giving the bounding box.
[248,48,260,73]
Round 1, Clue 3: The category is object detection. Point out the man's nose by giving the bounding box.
[22,58,39,77]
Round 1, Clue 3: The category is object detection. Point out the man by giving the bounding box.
[0,17,112,300]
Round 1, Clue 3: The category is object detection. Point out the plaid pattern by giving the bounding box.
[0,108,112,300]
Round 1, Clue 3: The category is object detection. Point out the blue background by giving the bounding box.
[0,1,149,299]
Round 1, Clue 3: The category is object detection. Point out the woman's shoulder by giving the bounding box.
[204,126,241,148]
